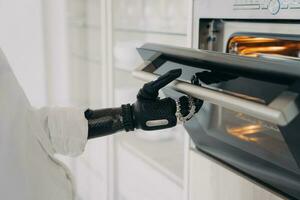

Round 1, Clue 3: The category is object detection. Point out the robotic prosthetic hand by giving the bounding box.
[85,69,203,139]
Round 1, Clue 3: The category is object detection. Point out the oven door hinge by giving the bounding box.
[199,19,223,51]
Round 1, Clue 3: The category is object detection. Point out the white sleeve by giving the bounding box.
[37,107,88,157]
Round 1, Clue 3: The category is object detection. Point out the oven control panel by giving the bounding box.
[198,0,300,19]
[234,0,300,14]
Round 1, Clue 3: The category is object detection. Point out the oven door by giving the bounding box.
[133,43,300,199]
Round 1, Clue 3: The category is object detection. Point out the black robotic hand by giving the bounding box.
[85,69,202,139]
[123,69,181,132]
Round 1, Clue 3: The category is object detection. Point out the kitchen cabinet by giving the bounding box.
[55,0,111,200]
[66,0,103,106]
[116,140,183,200]
[112,0,189,199]
[188,150,286,200]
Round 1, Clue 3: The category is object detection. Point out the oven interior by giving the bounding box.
[227,34,300,58]
[207,31,300,173]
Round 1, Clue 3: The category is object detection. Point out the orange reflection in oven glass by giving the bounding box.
[226,124,264,142]
[228,36,300,58]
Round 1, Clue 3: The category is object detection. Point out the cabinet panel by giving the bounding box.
[113,0,188,35]
[113,31,186,71]
[117,143,183,200]
[188,150,285,200]
[112,0,190,199]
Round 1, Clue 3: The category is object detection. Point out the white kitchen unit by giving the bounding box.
[66,0,113,199]
[188,150,286,200]
[66,0,103,107]
[116,138,183,200]
[112,0,190,199]
[42,0,113,199]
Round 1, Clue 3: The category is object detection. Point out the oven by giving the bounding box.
[133,0,300,199]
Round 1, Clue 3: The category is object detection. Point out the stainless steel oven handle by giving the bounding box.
[132,63,299,126]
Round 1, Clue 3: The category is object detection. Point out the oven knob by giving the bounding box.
[268,0,281,15]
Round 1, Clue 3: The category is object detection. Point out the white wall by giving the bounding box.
[0,0,46,107]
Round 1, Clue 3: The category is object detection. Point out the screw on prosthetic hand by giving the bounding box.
[132,69,182,131]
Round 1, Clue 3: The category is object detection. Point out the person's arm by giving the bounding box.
[38,69,202,156]
[85,69,203,139]
[36,107,88,156]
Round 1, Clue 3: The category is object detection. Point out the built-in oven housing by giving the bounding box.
[189,2,300,199]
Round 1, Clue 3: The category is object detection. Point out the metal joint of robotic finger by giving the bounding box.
[176,95,203,122]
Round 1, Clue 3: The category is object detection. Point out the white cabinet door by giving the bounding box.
[117,142,183,200]
[188,150,286,200]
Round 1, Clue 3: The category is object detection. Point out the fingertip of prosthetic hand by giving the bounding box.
[137,69,182,100]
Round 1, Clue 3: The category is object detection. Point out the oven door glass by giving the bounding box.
[135,43,300,199]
